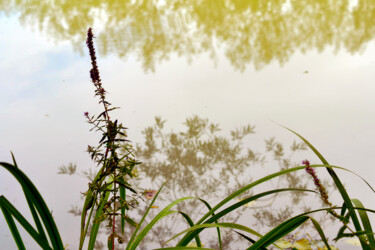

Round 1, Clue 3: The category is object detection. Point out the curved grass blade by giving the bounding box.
[79,164,105,249]
[0,201,26,250]
[196,198,222,249]
[0,161,64,249]
[126,182,166,249]
[310,217,331,250]
[167,222,263,245]
[235,231,269,250]
[352,199,375,247]
[127,196,194,250]
[178,211,202,247]
[88,188,111,250]
[247,216,309,249]
[0,196,51,249]
[120,182,126,235]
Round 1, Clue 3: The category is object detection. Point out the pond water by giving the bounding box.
[1,1,375,249]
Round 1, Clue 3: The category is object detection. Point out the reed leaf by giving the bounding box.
[0,161,64,249]
[351,199,375,247]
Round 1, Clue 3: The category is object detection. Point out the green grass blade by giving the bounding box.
[0,196,51,249]
[127,197,194,250]
[10,151,19,168]
[79,164,105,249]
[120,183,126,235]
[167,222,263,244]
[126,182,166,249]
[8,153,43,241]
[0,161,64,249]
[178,211,202,247]
[352,198,375,247]
[196,198,222,249]
[247,216,310,249]
[0,201,26,250]
[235,231,269,249]
[310,217,331,250]
[88,188,111,250]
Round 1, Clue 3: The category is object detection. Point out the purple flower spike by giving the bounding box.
[302,160,310,166]
[303,159,331,206]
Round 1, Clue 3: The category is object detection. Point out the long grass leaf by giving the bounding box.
[0,196,51,249]
[247,216,309,249]
[178,211,202,247]
[126,182,166,249]
[352,198,375,247]
[0,202,26,250]
[120,183,126,235]
[79,164,105,249]
[88,188,111,250]
[0,162,64,249]
[196,198,222,249]
[167,222,263,244]
[235,231,269,250]
[310,217,331,250]
[128,197,194,250]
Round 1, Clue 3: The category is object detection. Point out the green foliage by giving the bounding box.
[0,154,64,249]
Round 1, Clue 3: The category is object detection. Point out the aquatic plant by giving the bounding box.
[1,28,375,250]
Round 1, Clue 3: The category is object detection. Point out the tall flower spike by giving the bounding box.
[303,160,331,206]
[86,28,101,85]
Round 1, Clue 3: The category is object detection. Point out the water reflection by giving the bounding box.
[1,0,374,71]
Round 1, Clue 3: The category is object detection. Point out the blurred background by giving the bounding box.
[1,0,375,249]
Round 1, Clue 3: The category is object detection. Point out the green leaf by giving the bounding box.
[247,216,309,249]
[310,217,331,250]
[352,198,375,247]
[88,187,112,250]
[120,184,126,235]
[0,160,63,249]
[0,201,26,250]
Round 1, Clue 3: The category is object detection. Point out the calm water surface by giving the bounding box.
[1,1,375,249]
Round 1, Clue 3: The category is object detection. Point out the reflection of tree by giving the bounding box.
[60,116,334,248]
[132,116,332,249]
[2,0,375,71]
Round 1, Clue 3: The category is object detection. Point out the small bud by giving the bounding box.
[144,189,157,199]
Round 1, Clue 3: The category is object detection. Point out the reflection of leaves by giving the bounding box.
[82,168,97,181]
[57,163,77,175]
[131,116,334,248]
[2,0,375,71]
[136,115,260,199]
[291,140,307,152]
[68,206,82,216]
